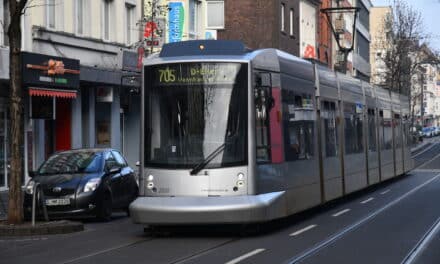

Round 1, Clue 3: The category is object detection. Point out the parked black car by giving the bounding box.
[23,148,138,221]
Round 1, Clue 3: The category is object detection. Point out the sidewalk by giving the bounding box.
[0,190,7,220]
[411,137,437,154]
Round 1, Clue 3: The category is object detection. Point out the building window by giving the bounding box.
[76,0,83,35]
[206,1,224,29]
[2,0,10,46]
[103,0,112,40]
[126,4,135,44]
[281,3,285,32]
[47,0,56,29]
[289,8,294,36]
[189,0,202,39]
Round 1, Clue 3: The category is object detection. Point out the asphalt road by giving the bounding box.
[2,139,440,264]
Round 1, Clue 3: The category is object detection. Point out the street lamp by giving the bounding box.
[321,6,360,74]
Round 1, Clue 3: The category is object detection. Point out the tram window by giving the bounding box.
[343,102,363,154]
[380,110,392,150]
[394,114,402,149]
[368,109,377,152]
[283,90,315,161]
[322,101,338,157]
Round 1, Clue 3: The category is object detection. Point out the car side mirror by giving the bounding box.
[28,171,36,178]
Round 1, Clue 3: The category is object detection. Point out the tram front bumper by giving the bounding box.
[129,191,286,225]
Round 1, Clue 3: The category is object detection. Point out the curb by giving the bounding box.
[0,220,84,237]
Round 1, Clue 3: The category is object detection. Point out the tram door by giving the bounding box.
[254,71,283,165]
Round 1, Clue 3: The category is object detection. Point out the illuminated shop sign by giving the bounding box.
[22,52,80,89]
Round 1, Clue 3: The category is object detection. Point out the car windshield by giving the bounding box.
[38,151,102,175]
[144,62,248,169]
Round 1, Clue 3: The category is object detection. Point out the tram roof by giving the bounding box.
[143,40,313,67]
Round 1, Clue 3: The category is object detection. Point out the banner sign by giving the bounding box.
[168,2,184,43]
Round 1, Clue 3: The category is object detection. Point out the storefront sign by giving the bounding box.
[168,2,184,43]
[22,52,80,89]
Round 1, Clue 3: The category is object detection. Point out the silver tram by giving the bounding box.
[129,40,414,225]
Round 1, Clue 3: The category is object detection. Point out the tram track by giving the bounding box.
[14,142,438,264]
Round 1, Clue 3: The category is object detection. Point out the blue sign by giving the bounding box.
[168,2,184,43]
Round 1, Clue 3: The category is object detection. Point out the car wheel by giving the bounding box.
[97,193,112,221]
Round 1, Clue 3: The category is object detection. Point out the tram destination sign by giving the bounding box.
[152,63,242,86]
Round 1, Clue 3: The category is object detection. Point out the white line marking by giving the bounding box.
[402,216,440,264]
[360,197,374,204]
[225,248,266,264]
[286,173,440,264]
[380,189,390,195]
[289,225,317,237]
[332,209,351,217]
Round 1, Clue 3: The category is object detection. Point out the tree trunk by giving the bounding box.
[7,0,27,225]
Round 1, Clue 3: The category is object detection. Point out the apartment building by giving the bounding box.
[370,6,392,87]
[0,0,142,191]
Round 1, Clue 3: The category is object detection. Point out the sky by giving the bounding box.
[371,0,440,51]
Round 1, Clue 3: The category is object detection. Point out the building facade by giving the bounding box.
[352,0,371,81]
[0,0,143,191]
[370,6,392,87]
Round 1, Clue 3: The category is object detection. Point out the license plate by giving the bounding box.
[45,198,70,206]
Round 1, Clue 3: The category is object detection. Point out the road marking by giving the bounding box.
[285,172,440,264]
[0,237,48,242]
[402,216,440,264]
[225,248,266,264]
[380,189,390,195]
[289,225,317,237]
[332,209,351,217]
[360,198,374,204]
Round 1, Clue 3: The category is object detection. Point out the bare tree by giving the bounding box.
[7,0,29,224]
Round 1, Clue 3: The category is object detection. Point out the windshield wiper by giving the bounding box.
[190,143,226,175]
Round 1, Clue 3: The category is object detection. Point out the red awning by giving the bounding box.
[28,87,77,99]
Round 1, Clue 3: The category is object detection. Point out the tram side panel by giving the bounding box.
[277,72,321,215]
[318,79,344,201]
[339,78,368,194]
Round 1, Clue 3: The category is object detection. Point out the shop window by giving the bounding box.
[283,90,315,161]
[343,102,363,154]
[322,101,338,157]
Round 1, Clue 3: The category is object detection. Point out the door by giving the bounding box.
[55,99,72,151]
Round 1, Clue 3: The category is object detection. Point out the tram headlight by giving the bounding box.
[236,180,245,188]
[236,173,245,188]
[147,175,154,181]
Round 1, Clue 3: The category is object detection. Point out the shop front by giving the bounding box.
[22,52,80,182]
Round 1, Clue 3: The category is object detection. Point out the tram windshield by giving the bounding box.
[144,62,248,169]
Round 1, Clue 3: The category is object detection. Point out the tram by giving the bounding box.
[129,40,414,225]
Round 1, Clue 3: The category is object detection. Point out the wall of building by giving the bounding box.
[218,0,277,51]
[370,6,392,86]
[318,0,334,67]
